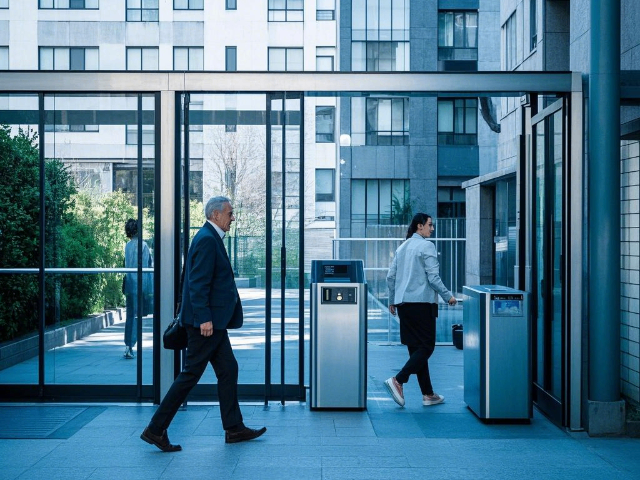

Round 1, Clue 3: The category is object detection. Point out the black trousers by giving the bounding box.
[395,303,437,396]
[149,325,243,432]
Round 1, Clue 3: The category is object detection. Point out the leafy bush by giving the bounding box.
[0,126,151,342]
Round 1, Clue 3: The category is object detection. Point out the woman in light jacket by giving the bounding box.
[385,213,457,407]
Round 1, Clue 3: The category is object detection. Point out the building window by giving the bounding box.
[437,98,477,146]
[39,0,99,8]
[126,125,155,145]
[45,123,99,133]
[113,166,155,210]
[316,0,334,20]
[268,47,303,71]
[39,47,99,70]
[352,41,409,71]
[174,0,203,9]
[40,0,99,8]
[315,106,335,143]
[126,47,159,70]
[226,0,236,10]
[504,11,517,70]
[530,0,537,51]
[225,46,237,71]
[351,179,410,236]
[351,0,409,71]
[0,0,7,8]
[437,187,466,218]
[0,47,7,70]
[438,11,478,63]
[365,98,409,146]
[126,0,159,22]
[315,169,335,202]
[268,0,303,22]
[174,47,204,70]
[316,47,334,71]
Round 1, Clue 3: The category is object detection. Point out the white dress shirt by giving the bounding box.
[387,233,453,305]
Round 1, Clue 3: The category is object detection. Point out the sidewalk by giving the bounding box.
[1,344,639,480]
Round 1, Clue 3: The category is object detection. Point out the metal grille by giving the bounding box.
[0,406,105,439]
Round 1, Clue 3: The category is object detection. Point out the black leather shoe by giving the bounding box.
[225,426,267,444]
[140,427,182,452]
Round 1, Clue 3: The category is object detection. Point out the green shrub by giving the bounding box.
[0,126,149,342]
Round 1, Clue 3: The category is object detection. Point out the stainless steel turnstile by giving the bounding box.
[310,260,367,410]
[463,285,531,421]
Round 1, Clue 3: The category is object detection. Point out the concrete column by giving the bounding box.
[588,0,625,434]
[464,183,494,286]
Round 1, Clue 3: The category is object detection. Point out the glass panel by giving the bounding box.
[0,47,7,70]
[466,12,478,48]
[268,48,285,71]
[188,48,203,70]
[174,48,188,70]
[40,48,54,70]
[0,94,40,385]
[352,0,366,40]
[315,168,334,201]
[535,120,546,387]
[438,100,453,132]
[142,48,158,70]
[127,48,142,70]
[54,48,70,71]
[465,100,477,134]
[42,94,156,385]
[226,47,237,72]
[186,94,268,387]
[316,56,333,71]
[351,179,366,237]
[367,0,379,40]
[174,0,188,8]
[551,109,563,399]
[85,48,99,70]
[286,49,303,71]
[379,0,392,41]
[379,179,392,223]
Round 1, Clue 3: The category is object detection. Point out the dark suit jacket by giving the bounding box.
[179,222,243,330]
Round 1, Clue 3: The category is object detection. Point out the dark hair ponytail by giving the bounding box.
[406,213,431,239]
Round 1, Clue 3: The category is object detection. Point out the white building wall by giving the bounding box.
[2,0,338,248]
[621,140,640,403]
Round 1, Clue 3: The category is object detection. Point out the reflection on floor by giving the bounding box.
[0,288,462,386]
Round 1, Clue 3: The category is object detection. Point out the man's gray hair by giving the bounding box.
[205,196,231,220]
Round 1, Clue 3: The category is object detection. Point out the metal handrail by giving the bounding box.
[0,268,153,274]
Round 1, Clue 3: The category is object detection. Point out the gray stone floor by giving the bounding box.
[1,344,639,480]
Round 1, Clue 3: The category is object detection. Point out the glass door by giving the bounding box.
[532,98,566,425]
[179,93,305,402]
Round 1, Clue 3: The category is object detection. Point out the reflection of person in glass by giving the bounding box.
[385,213,457,407]
[123,218,152,359]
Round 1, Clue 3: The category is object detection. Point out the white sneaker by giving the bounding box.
[423,393,444,406]
[124,347,134,359]
[384,377,405,407]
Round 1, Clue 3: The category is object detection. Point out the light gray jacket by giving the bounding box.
[387,233,453,305]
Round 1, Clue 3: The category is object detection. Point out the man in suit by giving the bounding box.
[141,196,266,451]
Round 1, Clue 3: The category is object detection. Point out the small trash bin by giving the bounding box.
[310,260,367,410]
[462,285,531,421]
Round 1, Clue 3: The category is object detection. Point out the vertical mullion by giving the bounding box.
[137,94,143,400]
[38,93,45,397]
[298,93,305,399]
[181,94,190,386]
[281,92,287,406]
[153,92,162,403]
[265,95,273,404]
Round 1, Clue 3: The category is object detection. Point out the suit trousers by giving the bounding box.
[149,325,243,432]
[395,303,436,396]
